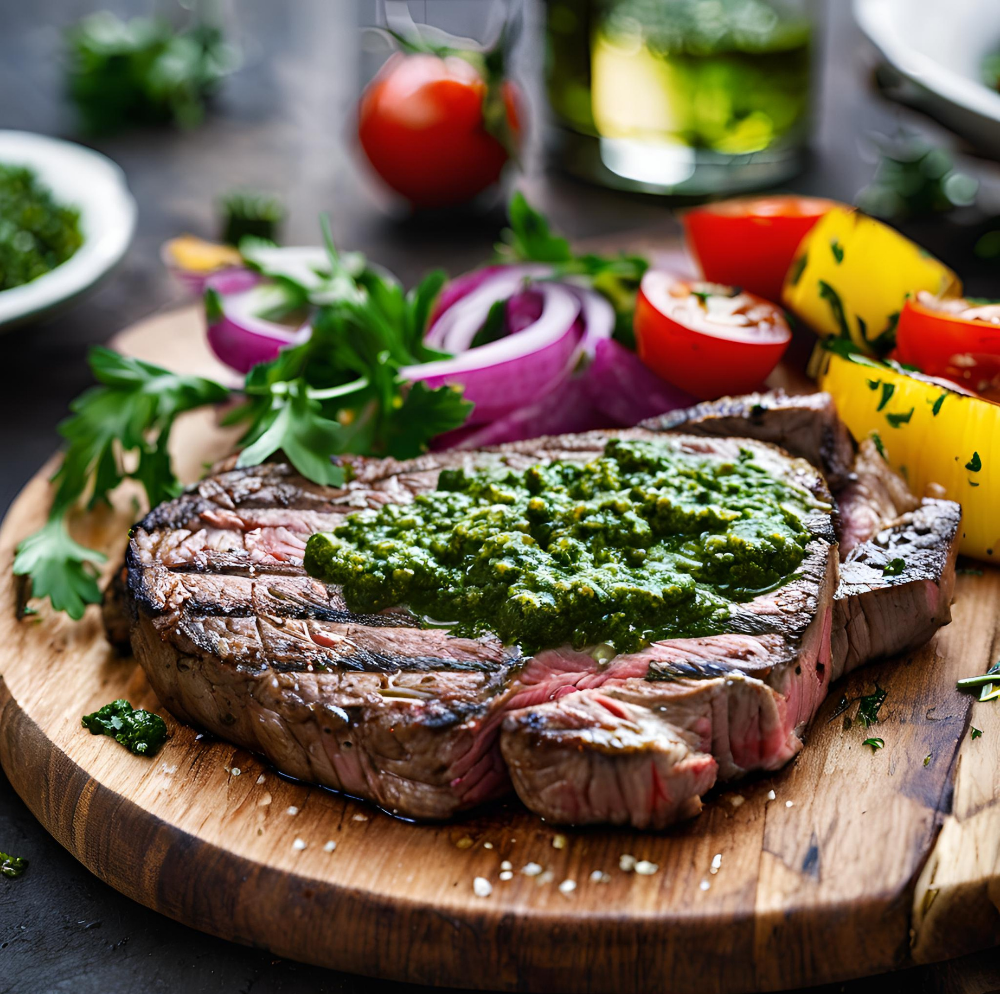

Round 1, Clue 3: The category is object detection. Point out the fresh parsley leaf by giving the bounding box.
[972,727,984,740]
[788,252,807,286]
[385,382,474,460]
[882,557,906,576]
[497,191,573,264]
[877,382,895,412]
[871,431,887,460]
[13,518,106,621]
[931,393,947,416]
[56,346,230,510]
[966,451,982,472]
[923,753,932,766]
[830,240,844,263]
[863,737,884,752]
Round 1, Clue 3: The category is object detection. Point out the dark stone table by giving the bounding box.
[2,2,999,991]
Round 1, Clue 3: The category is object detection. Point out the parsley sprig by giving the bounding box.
[16,224,473,619]
[496,192,648,346]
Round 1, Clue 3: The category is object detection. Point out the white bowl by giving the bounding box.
[854,0,1000,156]
[0,131,137,328]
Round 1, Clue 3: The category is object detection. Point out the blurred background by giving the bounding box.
[2,1,1000,991]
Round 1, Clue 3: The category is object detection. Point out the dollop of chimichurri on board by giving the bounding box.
[0,164,83,291]
[305,438,815,655]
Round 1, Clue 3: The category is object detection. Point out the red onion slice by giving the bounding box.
[405,281,585,425]
[206,278,310,375]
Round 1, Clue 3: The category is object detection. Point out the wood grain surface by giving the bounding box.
[1,305,999,993]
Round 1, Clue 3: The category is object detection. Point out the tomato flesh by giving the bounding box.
[358,53,522,209]
[635,273,792,400]
[683,195,838,304]
[896,293,1000,401]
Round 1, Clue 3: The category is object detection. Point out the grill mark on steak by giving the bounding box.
[108,418,958,828]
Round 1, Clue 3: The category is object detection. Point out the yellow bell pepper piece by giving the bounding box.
[783,208,960,355]
[163,235,242,273]
[819,349,999,562]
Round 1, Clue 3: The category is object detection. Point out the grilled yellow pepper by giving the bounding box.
[819,350,999,562]
[783,208,960,355]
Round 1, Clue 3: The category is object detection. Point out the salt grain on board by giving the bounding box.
[292,838,307,852]
[767,789,776,801]
[286,806,299,816]
[500,860,512,872]
[522,862,543,876]
[635,861,658,876]
[256,774,265,785]
[619,854,637,872]
[552,834,567,849]
[323,841,337,853]
[499,871,513,881]
[473,877,492,898]
[590,870,611,884]
[559,879,577,895]
[710,854,722,875]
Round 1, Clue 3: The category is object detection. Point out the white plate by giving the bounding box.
[854,0,1000,156]
[0,131,137,328]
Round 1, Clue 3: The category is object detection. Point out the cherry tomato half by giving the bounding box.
[358,52,522,210]
[895,293,1000,401]
[635,273,792,400]
[683,195,839,304]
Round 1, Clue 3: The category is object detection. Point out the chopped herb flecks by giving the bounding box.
[831,240,844,263]
[877,382,895,412]
[871,432,887,460]
[788,253,807,286]
[966,452,982,473]
[923,754,932,766]
[818,280,850,339]
[931,393,947,417]
[858,685,888,729]
[82,699,168,756]
[881,557,906,576]
[863,737,884,752]
[0,852,27,879]
[972,727,983,740]
[885,407,914,428]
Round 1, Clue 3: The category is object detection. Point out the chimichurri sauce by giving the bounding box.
[305,438,814,655]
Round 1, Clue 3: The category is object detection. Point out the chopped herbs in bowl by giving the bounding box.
[0,163,83,291]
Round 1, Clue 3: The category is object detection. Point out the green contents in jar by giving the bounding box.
[304,437,815,656]
[591,0,812,154]
[0,164,83,291]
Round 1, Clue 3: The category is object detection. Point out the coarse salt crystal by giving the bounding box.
[292,838,307,852]
[552,834,567,850]
[785,800,794,808]
[256,774,266,785]
[635,861,658,876]
[728,794,745,809]
[710,854,722,874]
[286,806,299,816]
[590,870,611,884]
[558,879,576,895]
[323,840,337,853]
[353,813,368,822]
[522,862,543,876]
[619,854,637,872]
[231,768,241,776]
[483,842,494,850]
[767,789,776,801]
[499,870,513,881]
[699,879,711,891]
[473,877,492,898]
[500,860,512,871]
[537,870,555,885]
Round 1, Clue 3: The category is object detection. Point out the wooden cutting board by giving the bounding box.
[2,304,1000,994]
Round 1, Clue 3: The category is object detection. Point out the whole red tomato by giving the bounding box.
[358,52,522,209]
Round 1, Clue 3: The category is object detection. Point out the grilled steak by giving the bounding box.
[108,398,960,828]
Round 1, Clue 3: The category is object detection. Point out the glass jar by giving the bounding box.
[543,0,818,196]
